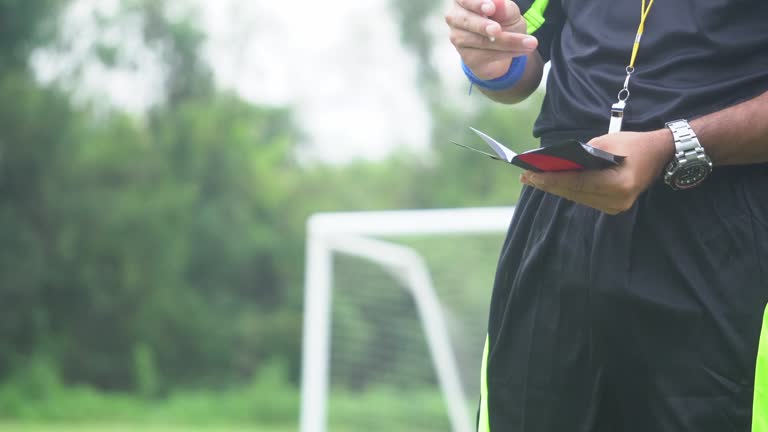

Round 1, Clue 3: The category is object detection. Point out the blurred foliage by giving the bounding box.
[0,0,544,427]
[389,0,442,84]
[0,0,63,71]
[0,359,299,425]
[0,358,448,431]
[0,0,303,392]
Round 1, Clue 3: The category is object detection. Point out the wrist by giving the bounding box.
[646,128,677,176]
[651,127,676,158]
[462,56,528,91]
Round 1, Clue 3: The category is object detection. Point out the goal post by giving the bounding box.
[300,207,515,432]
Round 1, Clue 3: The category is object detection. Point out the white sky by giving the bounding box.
[201,0,443,163]
[33,0,476,164]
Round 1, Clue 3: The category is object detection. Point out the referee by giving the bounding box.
[446,0,768,430]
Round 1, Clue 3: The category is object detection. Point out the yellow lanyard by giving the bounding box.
[609,0,656,134]
[630,0,655,68]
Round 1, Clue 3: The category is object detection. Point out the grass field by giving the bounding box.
[0,424,297,432]
[0,362,449,432]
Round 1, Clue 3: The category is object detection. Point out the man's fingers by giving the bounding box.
[496,1,524,28]
[488,0,508,20]
[521,170,637,214]
[521,176,628,214]
[447,0,537,79]
[524,170,618,196]
[451,29,538,52]
[455,0,494,16]
[446,4,501,37]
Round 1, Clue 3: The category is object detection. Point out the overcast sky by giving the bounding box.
[34,0,476,164]
[200,0,449,163]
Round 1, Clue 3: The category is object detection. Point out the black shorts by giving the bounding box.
[480,134,768,432]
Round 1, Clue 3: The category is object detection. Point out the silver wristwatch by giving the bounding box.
[663,119,712,190]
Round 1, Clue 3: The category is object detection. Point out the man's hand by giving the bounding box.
[445,0,539,80]
[521,130,676,215]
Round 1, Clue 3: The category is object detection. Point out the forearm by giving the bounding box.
[477,51,545,105]
[689,89,768,166]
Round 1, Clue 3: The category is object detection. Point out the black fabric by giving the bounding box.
[515,0,564,63]
[527,0,768,137]
[485,2,768,430]
[486,131,768,431]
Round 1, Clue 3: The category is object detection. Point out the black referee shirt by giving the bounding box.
[521,0,768,138]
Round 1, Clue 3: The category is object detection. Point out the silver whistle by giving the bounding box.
[609,100,625,134]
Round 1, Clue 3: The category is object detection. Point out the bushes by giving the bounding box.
[0,360,452,431]
[0,360,298,425]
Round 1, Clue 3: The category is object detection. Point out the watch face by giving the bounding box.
[674,162,712,189]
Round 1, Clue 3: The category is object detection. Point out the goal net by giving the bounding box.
[300,207,514,432]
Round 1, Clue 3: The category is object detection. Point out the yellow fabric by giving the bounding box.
[629,0,655,68]
[753,305,768,431]
[523,0,550,34]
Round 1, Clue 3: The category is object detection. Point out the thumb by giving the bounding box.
[488,0,527,34]
[488,0,508,21]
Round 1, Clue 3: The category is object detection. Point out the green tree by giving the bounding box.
[389,0,443,84]
[0,0,63,71]
[0,0,305,392]
[0,0,542,404]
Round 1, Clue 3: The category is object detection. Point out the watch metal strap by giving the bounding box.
[666,119,708,164]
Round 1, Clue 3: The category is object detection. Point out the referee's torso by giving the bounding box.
[532,0,768,138]
[481,2,768,431]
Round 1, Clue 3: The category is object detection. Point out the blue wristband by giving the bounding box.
[462,56,528,91]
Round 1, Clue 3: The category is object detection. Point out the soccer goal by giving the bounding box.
[300,207,515,432]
